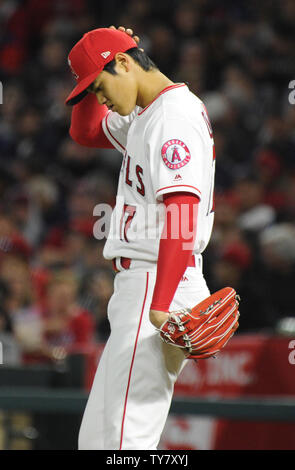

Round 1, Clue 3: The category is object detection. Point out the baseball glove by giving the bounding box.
[158,287,240,360]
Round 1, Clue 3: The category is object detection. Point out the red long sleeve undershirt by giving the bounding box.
[70,92,114,148]
[150,192,199,312]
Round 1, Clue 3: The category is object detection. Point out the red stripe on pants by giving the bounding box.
[119,272,150,449]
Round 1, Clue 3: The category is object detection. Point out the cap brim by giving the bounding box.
[65,70,101,106]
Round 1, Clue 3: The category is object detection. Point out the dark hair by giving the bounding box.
[103,47,158,75]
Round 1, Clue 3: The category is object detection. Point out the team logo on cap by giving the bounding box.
[161,139,191,170]
[101,51,111,59]
[68,57,79,80]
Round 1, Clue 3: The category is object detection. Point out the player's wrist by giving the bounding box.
[149,309,169,329]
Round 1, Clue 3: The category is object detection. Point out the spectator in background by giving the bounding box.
[234,177,276,234]
[0,279,21,365]
[207,194,241,252]
[5,185,44,247]
[79,268,114,342]
[0,253,43,360]
[172,1,203,41]
[148,24,176,78]
[0,212,32,258]
[26,174,65,236]
[0,82,26,159]
[210,239,274,333]
[42,271,95,357]
[174,39,205,96]
[5,269,95,364]
[259,223,295,327]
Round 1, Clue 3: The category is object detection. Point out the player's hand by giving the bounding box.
[109,25,143,51]
[149,309,169,329]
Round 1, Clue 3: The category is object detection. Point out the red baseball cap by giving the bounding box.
[65,28,138,106]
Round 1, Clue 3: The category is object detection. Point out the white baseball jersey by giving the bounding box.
[101,83,215,262]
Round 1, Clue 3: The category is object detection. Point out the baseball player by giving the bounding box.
[66,26,216,450]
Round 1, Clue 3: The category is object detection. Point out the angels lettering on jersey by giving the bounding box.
[95,84,216,262]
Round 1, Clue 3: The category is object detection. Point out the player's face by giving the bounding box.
[89,56,138,116]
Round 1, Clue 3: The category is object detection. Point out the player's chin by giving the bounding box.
[117,104,136,116]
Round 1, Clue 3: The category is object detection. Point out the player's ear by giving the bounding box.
[114,52,131,73]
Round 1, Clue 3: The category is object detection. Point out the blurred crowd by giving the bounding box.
[0,0,294,365]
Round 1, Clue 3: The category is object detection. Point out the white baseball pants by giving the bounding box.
[78,257,210,450]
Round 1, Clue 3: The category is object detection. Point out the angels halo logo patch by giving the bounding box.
[161,139,191,170]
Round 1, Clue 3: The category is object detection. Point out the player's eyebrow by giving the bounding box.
[87,80,102,93]
[87,83,95,93]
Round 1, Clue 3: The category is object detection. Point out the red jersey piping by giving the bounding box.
[138,83,186,116]
[105,111,126,151]
[156,184,202,195]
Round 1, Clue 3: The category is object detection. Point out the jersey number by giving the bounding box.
[120,204,136,242]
